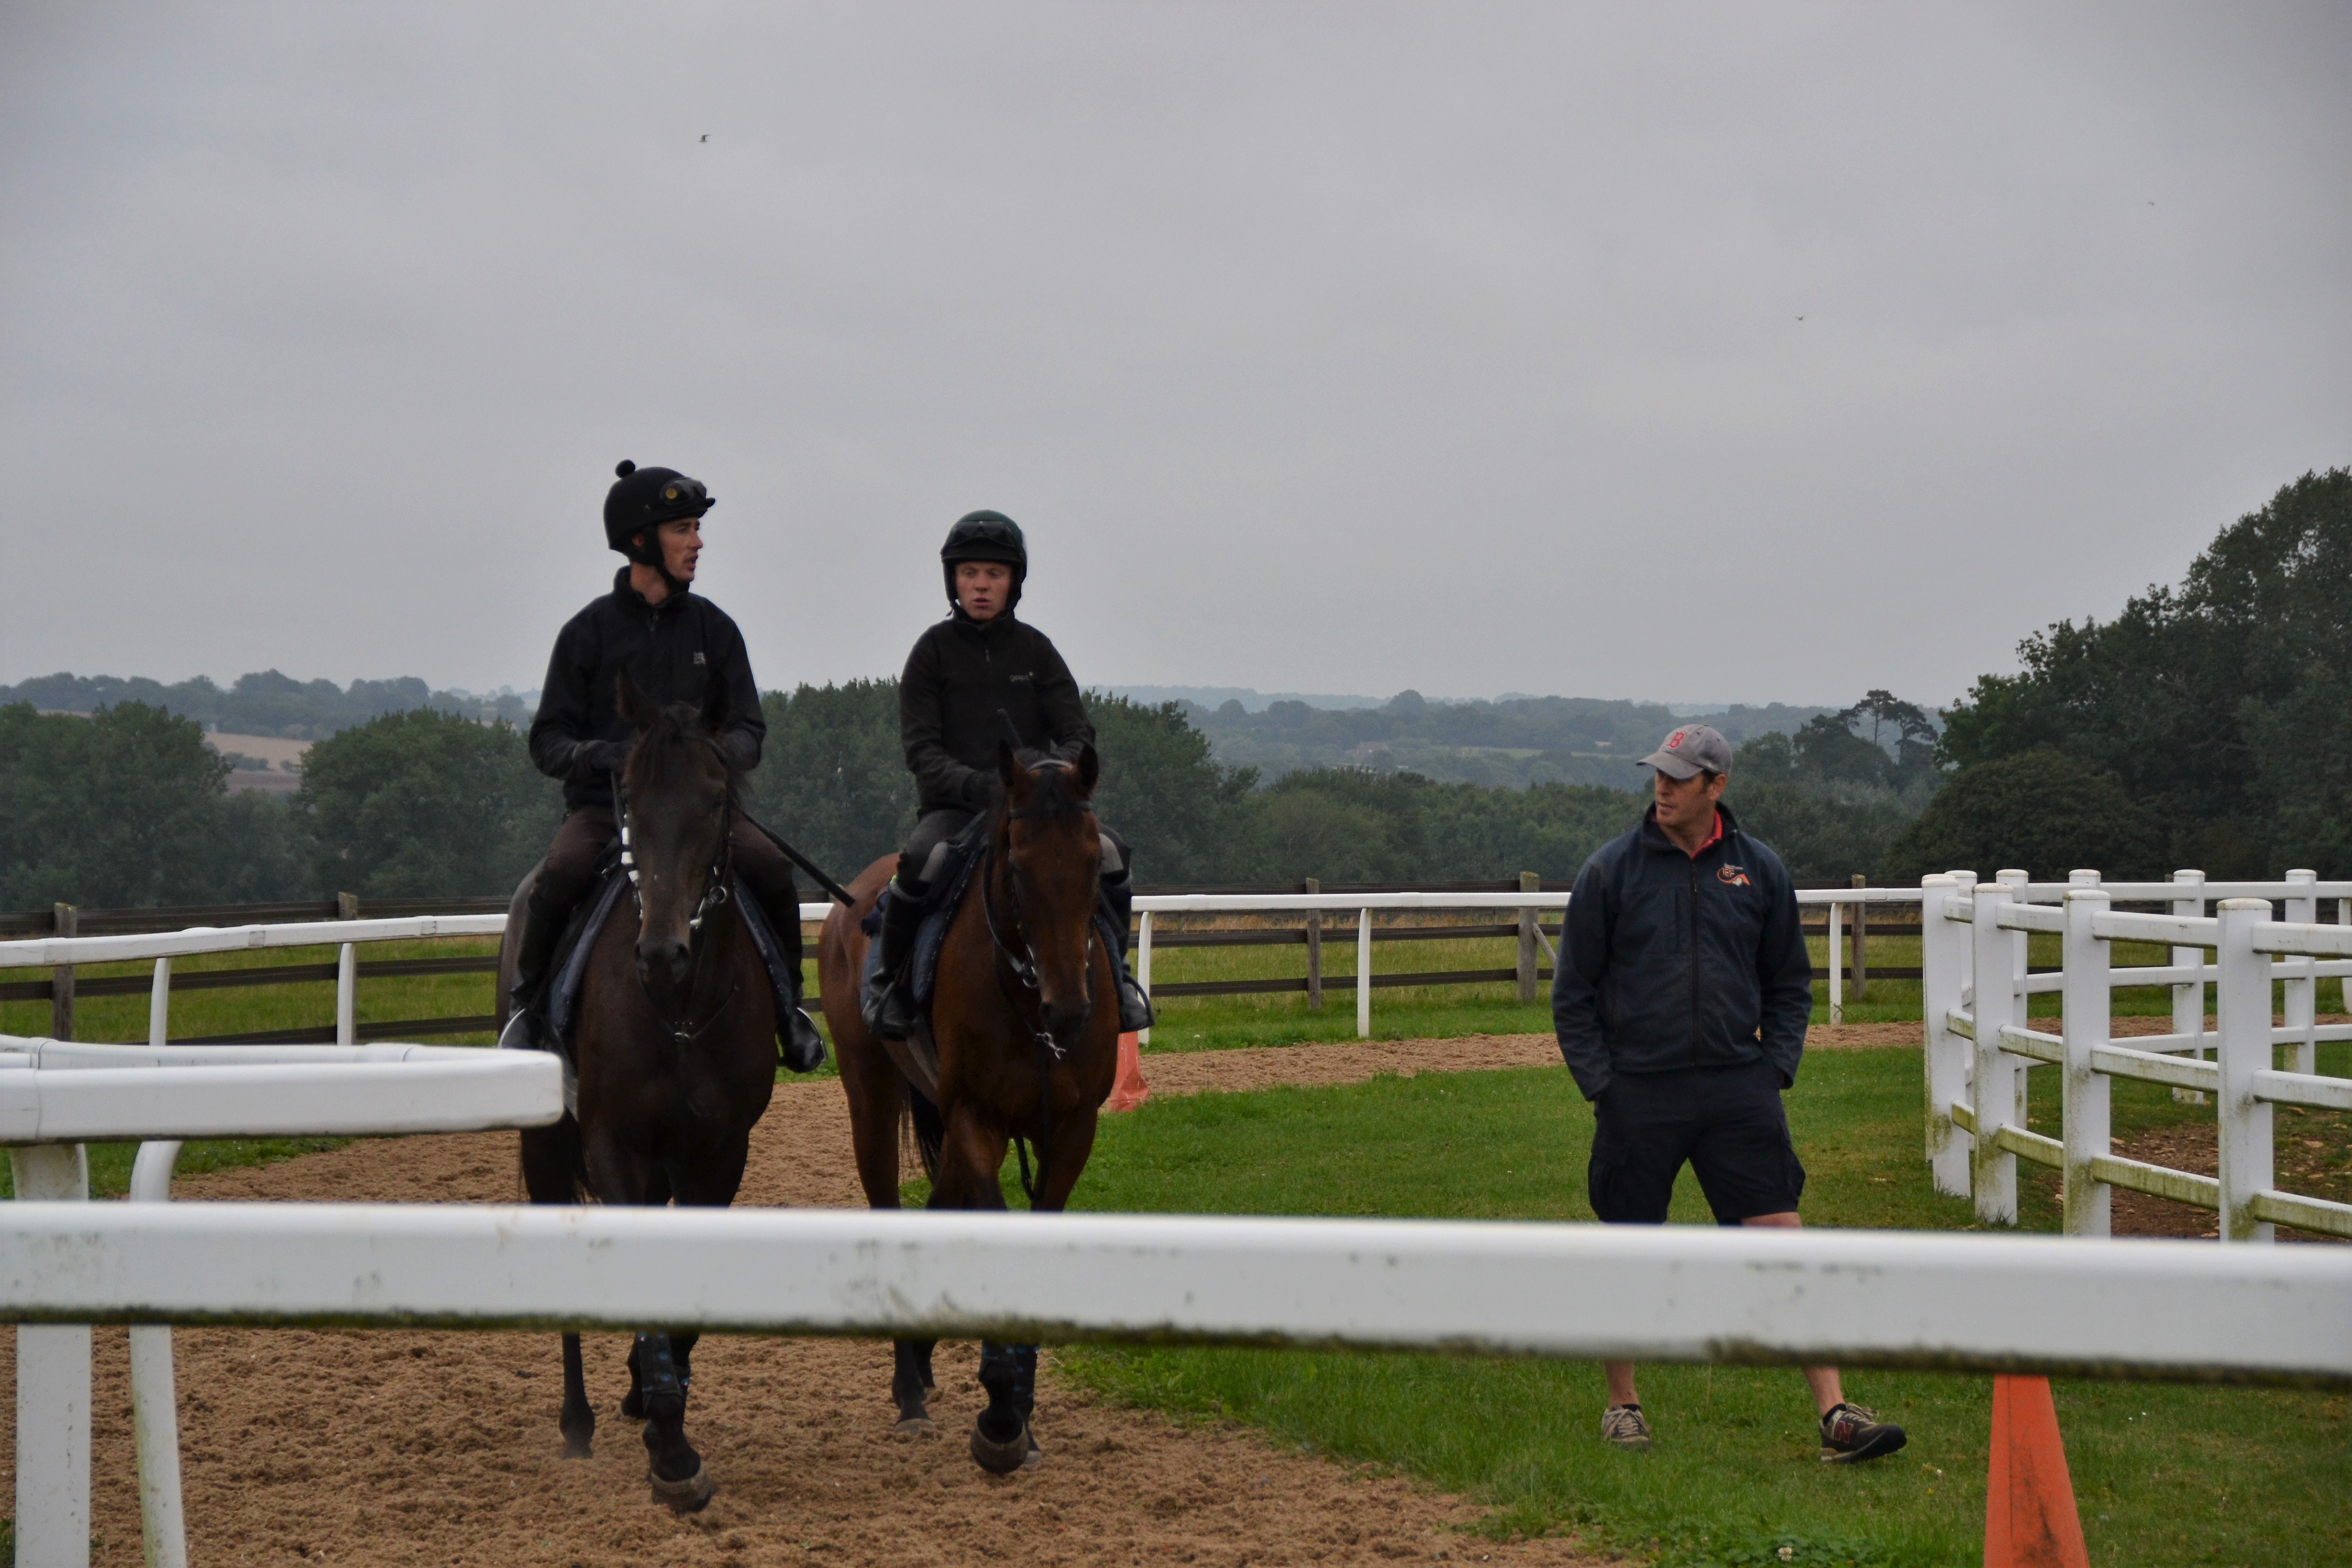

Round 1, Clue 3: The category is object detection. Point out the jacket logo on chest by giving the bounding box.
[1717,865,1751,887]
[1008,671,1033,683]
[692,651,706,666]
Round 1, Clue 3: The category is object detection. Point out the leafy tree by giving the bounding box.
[1881,751,2166,883]
[294,712,559,898]
[747,680,917,887]
[0,702,248,908]
[1939,469,2352,874]
[1083,694,1257,886]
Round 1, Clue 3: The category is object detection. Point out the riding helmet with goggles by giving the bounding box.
[604,460,716,566]
[941,509,1026,613]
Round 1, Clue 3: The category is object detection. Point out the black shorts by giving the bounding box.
[1587,1059,1806,1226]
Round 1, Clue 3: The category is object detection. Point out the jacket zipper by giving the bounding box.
[1688,854,1701,1067]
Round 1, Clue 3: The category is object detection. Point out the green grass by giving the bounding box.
[1033,1049,2352,1567]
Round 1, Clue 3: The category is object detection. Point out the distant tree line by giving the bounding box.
[2,682,1944,912]
[1185,690,1831,790]
[1,669,534,739]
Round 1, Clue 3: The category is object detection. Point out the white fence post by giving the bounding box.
[1971,879,2021,1225]
[1135,911,1153,1047]
[2172,869,2209,1102]
[12,1142,92,1568]
[1997,870,2032,1135]
[147,957,173,1048]
[2061,888,2112,1236]
[2214,899,2276,1244]
[1356,906,1372,1039]
[1827,898,1844,1025]
[128,1141,189,1568]
[335,942,358,1046]
[1920,875,1971,1197]
[2283,868,2317,1075]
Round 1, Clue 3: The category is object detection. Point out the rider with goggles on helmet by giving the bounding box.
[501,459,825,1070]
[861,509,1154,1041]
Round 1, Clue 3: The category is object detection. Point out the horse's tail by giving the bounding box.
[902,1086,946,1183]
[520,1111,593,1205]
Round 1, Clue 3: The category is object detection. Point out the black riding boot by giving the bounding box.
[498,885,570,1051]
[1098,871,1154,1034]
[860,876,928,1040]
[780,969,827,1073]
[756,890,827,1073]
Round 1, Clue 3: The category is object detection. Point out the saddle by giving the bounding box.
[531,855,806,1087]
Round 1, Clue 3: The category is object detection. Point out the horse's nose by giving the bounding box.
[637,939,691,996]
[1040,997,1090,1040]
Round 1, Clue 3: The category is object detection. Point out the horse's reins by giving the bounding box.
[978,766,1100,1204]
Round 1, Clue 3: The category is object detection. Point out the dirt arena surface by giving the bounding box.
[3,1039,1620,1567]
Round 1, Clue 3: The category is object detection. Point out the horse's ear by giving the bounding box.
[615,668,660,733]
[699,674,731,736]
[1074,743,1099,797]
[997,736,1021,787]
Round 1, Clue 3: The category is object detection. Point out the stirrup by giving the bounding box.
[1115,975,1154,1034]
[497,1006,547,1052]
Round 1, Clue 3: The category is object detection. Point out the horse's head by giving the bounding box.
[995,737,1103,1046]
[615,668,742,1008]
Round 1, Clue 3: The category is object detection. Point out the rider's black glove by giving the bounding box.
[582,739,632,776]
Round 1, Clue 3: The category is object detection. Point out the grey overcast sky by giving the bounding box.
[4,4,2347,710]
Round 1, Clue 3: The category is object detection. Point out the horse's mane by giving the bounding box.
[628,701,743,806]
[1003,758,1089,826]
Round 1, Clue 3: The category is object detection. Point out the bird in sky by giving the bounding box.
[1795,315,1806,322]
[700,134,710,142]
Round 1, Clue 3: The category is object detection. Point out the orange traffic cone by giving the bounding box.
[1984,1375,2089,1568]
[1105,1031,1150,1112]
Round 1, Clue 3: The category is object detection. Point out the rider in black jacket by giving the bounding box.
[501,460,824,1069]
[861,510,1154,1040]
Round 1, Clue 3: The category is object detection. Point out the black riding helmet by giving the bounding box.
[604,460,716,568]
[941,509,1026,615]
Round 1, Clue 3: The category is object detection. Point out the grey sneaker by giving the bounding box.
[1601,1403,1652,1451]
[1819,1402,1906,1463]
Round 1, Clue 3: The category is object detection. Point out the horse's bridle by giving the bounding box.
[612,768,740,1049]
[977,765,1100,1203]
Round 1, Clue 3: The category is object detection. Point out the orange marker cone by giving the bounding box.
[1105,1031,1150,1112]
[1984,1375,2089,1568]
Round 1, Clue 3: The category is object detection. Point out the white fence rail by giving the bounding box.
[3,1204,2345,1384]
[0,1033,564,1568]
[1921,870,2352,1241]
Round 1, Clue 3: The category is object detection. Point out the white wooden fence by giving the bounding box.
[0,1034,565,1568]
[1921,870,2352,1241]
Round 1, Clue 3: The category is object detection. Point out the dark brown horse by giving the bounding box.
[499,672,777,1512]
[820,741,1120,1473]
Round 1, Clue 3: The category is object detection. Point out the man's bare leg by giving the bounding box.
[1743,1210,1843,1414]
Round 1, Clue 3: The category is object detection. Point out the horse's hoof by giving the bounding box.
[970,1416,1031,1476]
[1022,1430,1042,1468]
[648,1462,716,1513]
[894,1415,937,1438]
[561,1436,594,1461]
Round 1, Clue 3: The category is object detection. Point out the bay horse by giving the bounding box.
[819,740,1120,1474]
[499,671,777,1512]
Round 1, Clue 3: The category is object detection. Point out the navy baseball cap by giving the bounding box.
[1640,723,1732,779]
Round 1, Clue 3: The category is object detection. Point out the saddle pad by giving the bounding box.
[546,866,629,1051]
[733,874,802,1038]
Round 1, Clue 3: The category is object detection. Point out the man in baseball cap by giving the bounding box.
[1552,722,1907,1463]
